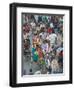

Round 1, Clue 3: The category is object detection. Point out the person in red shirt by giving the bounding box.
[36,45,44,60]
[47,27,53,34]
[23,23,30,33]
[59,50,63,57]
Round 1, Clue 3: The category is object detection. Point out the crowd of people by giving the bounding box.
[22,14,63,75]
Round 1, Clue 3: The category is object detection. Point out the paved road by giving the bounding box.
[22,55,41,75]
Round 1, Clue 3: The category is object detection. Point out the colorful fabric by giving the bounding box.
[32,51,39,62]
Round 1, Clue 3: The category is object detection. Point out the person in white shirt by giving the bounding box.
[40,23,45,29]
[46,31,57,47]
[23,32,29,40]
[50,22,54,28]
[30,21,36,33]
[51,58,59,73]
[45,54,51,69]
[34,15,38,23]
[46,41,52,53]
[39,31,47,40]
